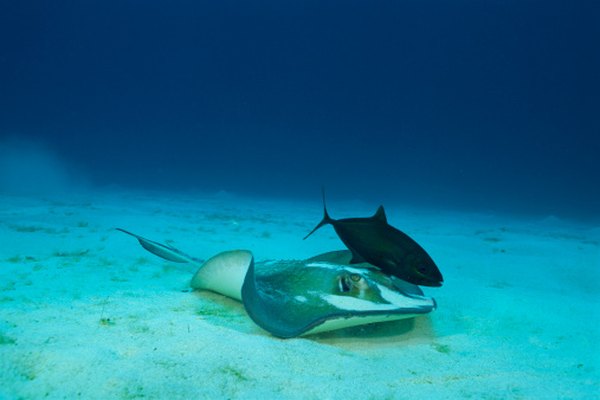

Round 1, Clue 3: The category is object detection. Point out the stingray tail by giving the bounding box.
[116,228,201,264]
[303,187,333,240]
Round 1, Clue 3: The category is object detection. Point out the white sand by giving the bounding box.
[0,190,598,399]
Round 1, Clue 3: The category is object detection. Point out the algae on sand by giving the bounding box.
[0,332,16,345]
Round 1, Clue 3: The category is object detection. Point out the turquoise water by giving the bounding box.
[0,1,597,219]
[0,1,598,398]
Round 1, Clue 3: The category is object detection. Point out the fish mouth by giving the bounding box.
[415,281,442,287]
[416,275,443,287]
[412,269,444,287]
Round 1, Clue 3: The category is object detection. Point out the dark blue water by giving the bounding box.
[1,1,598,219]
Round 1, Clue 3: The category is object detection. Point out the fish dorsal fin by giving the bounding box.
[372,205,387,223]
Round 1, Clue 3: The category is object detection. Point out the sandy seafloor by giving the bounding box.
[0,190,598,400]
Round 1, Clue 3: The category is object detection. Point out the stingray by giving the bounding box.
[117,229,436,338]
[304,190,444,287]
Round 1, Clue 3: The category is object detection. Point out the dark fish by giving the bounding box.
[304,191,444,287]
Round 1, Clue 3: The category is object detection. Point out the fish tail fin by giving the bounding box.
[303,187,333,240]
[303,217,330,240]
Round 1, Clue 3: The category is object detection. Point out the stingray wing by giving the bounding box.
[242,257,436,338]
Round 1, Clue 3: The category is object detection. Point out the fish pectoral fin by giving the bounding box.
[349,250,367,264]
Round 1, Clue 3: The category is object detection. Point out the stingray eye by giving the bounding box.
[339,273,368,293]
